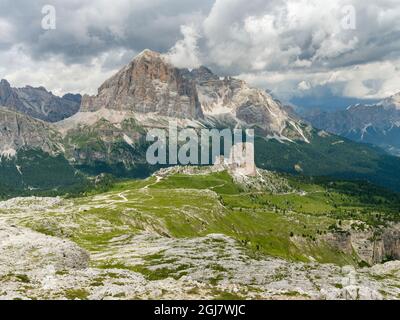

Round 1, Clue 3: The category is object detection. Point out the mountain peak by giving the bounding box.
[0,79,11,88]
[81,49,204,119]
[190,66,219,82]
[381,91,400,110]
[134,49,163,61]
[80,49,306,140]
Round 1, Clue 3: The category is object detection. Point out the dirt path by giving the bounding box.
[118,193,128,202]
[142,175,163,190]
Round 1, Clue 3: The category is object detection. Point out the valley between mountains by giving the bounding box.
[0,50,400,300]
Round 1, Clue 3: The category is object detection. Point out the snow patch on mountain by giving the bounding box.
[379,92,400,110]
[56,108,130,134]
[305,90,400,156]
[123,134,134,147]
[0,147,16,159]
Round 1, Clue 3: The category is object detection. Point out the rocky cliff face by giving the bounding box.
[79,50,308,141]
[187,66,301,137]
[326,224,400,266]
[0,108,83,194]
[81,50,203,119]
[0,107,63,157]
[62,117,147,174]
[0,79,81,123]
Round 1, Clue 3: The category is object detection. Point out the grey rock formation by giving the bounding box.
[0,79,81,123]
[79,49,308,142]
[325,223,400,265]
[62,93,82,105]
[0,107,63,157]
[81,50,204,119]
[187,66,306,138]
[0,219,89,274]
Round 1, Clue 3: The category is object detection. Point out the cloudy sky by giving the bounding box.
[1,0,400,110]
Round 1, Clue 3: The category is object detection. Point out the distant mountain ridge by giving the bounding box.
[0,79,81,123]
[305,92,400,156]
[0,107,63,157]
[0,107,87,196]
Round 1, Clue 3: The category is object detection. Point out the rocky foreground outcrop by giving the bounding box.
[0,220,399,300]
[325,224,400,266]
[0,221,89,274]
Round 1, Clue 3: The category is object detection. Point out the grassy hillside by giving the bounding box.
[255,130,400,191]
[8,169,399,270]
[0,149,106,199]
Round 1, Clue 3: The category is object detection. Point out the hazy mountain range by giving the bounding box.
[305,93,400,156]
[0,79,81,123]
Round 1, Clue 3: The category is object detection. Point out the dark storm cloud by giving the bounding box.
[0,0,214,64]
[1,0,400,101]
